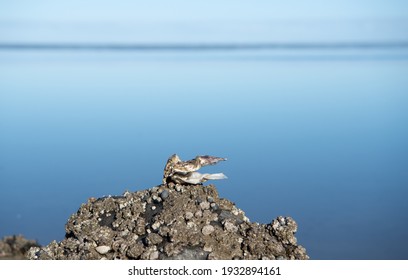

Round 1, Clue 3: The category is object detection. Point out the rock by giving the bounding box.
[160,190,169,200]
[202,225,215,236]
[223,221,238,232]
[269,216,298,245]
[162,247,208,260]
[185,212,194,220]
[151,221,161,231]
[27,184,309,260]
[200,201,210,210]
[0,235,40,260]
[149,250,159,260]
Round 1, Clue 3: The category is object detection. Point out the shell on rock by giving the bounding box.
[95,245,111,255]
[163,154,227,185]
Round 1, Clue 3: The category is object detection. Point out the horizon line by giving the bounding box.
[1,41,408,51]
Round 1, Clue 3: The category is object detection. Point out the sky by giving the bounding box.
[0,1,408,44]
[0,0,408,22]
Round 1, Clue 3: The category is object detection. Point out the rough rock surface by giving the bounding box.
[27,183,309,260]
[0,235,40,260]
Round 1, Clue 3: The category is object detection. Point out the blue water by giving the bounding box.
[1,49,407,259]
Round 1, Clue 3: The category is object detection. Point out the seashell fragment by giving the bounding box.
[163,154,227,185]
[95,245,111,255]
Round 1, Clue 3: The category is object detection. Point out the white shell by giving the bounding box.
[173,172,227,184]
[95,245,111,255]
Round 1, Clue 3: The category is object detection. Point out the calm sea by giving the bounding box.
[0,47,407,259]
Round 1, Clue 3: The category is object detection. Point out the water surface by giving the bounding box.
[0,49,407,259]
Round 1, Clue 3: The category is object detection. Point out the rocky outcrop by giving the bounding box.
[27,183,308,260]
[0,235,40,260]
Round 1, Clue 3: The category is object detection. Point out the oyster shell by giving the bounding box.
[163,154,227,185]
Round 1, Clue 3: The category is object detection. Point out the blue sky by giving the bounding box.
[0,1,407,43]
[1,0,407,22]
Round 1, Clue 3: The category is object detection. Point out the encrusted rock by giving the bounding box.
[0,235,40,260]
[202,225,215,236]
[223,221,238,232]
[200,201,211,210]
[270,216,298,245]
[27,184,308,260]
[185,212,194,220]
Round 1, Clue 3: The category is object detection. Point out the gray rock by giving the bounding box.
[27,184,309,260]
[160,190,169,200]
